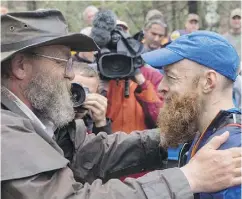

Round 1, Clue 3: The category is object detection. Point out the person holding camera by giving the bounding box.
[91,10,164,133]
[99,65,163,133]
[2,9,242,199]
[91,10,166,179]
[55,62,112,161]
[72,62,111,135]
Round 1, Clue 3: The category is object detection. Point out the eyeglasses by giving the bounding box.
[31,53,73,77]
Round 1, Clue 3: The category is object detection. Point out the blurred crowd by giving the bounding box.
[78,5,241,60]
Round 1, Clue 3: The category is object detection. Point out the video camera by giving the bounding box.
[91,10,146,97]
[96,28,145,80]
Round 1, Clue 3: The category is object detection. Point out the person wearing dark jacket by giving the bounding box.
[142,30,241,198]
[1,10,242,199]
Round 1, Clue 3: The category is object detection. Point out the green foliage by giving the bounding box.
[1,1,241,35]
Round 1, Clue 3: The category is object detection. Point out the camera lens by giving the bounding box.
[71,83,86,108]
[99,53,133,79]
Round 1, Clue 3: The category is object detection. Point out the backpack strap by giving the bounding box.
[178,112,241,168]
[216,113,241,130]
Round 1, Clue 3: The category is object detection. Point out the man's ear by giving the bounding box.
[11,53,29,80]
[202,70,217,93]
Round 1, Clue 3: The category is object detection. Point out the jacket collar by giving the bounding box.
[1,86,64,155]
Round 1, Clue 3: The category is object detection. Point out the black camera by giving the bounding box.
[71,83,90,109]
[96,29,145,80]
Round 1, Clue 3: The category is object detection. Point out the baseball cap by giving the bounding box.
[231,8,241,18]
[116,20,129,30]
[141,31,240,81]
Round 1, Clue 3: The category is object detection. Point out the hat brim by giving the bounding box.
[141,47,184,68]
[1,33,99,62]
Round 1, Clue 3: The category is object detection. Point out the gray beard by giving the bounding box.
[24,73,75,128]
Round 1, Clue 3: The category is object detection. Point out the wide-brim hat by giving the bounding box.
[1,9,99,62]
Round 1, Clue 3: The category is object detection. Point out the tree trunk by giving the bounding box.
[172,1,176,31]
[188,1,198,14]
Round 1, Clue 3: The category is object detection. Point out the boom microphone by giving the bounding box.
[91,10,117,48]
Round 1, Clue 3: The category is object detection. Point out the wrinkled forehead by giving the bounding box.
[34,45,71,57]
[164,59,197,74]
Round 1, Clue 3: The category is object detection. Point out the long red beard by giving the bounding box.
[158,93,200,148]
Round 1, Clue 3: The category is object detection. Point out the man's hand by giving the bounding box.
[181,131,241,193]
[83,93,108,127]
